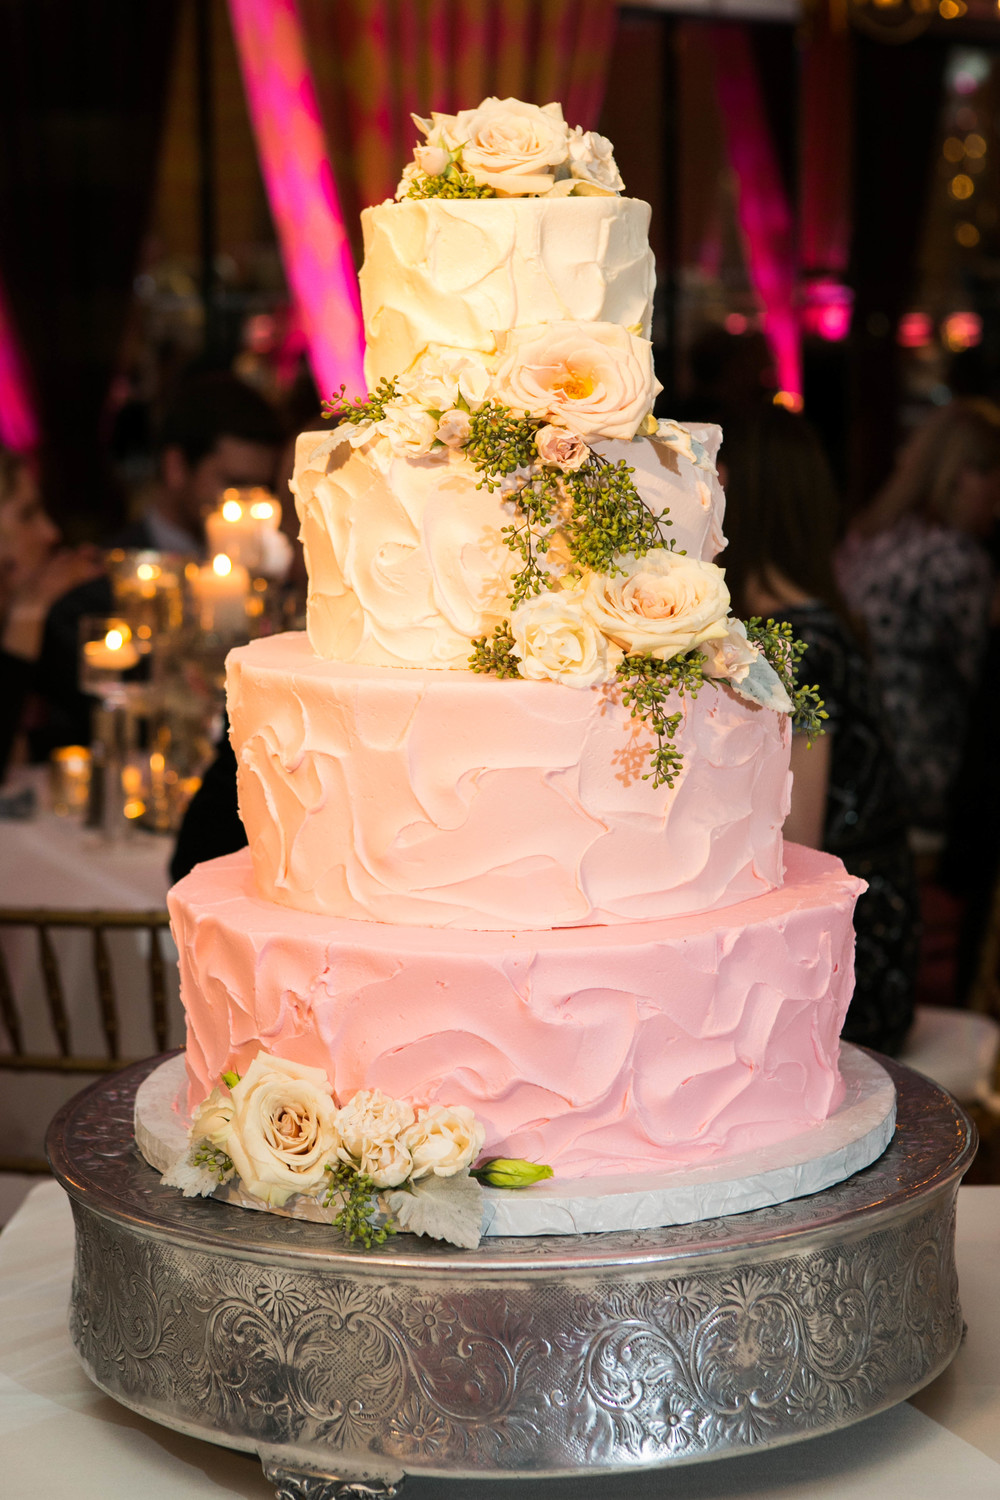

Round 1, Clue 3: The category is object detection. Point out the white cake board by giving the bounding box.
[135,1045,896,1236]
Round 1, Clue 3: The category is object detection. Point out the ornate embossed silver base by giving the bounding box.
[48,1054,975,1496]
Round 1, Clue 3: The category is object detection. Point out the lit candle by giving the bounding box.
[204,487,282,573]
[83,627,141,673]
[190,553,251,635]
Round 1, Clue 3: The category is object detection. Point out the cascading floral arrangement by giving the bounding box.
[320,321,824,786]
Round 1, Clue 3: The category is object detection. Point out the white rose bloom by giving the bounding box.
[510,586,623,688]
[582,551,731,661]
[435,408,472,448]
[336,1089,416,1189]
[412,109,463,152]
[535,424,590,471]
[492,321,660,441]
[191,1086,234,1150]
[413,142,451,178]
[225,1054,340,1208]
[403,1105,486,1180]
[452,97,570,196]
[700,617,759,684]
[376,399,440,458]
[568,128,624,193]
[396,351,492,413]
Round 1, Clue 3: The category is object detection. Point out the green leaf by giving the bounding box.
[384,1173,484,1249]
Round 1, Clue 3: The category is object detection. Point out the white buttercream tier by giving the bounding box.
[226,633,792,930]
[292,427,726,670]
[136,1048,896,1235]
[359,196,656,388]
[171,844,865,1180]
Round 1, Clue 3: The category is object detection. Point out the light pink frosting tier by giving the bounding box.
[227,633,792,931]
[172,844,864,1179]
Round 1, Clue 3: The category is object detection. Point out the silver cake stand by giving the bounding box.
[47,1053,975,1500]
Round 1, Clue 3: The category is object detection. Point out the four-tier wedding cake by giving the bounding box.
[163,99,865,1242]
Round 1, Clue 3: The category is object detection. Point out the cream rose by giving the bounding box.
[510,586,623,687]
[435,408,472,448]
[413,142,451,178]
[225,1054,340,1208]
[535,424,589,471]
[336,1089,416,1189]
[453,98,570,196]
[191,1086,234,1149]
[581,550,731,661]
[568,128,624,193]
[397,351,491,413]
[492,321,660,441]
[402,1105,486,1180]
[700,617,759,684]
[377,400,439,458]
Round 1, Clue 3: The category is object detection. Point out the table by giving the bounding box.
[0,778,182,1200]
[0,1181,998,1499]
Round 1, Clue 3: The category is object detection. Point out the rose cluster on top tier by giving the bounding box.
[397,96,625,199]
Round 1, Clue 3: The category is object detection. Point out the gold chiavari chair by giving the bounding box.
[0,906,174,1174]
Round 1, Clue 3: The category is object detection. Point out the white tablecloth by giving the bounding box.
[0,793,182,1175]
[1,1181,998,1498]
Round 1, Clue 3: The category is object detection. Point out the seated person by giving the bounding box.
[0,450,102,781]
[33,373,285,756]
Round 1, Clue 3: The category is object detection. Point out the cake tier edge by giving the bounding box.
[172,844,866,1180]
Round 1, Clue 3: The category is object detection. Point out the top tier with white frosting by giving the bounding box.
[359,197,656,389]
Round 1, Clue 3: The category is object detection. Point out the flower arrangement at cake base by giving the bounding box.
[137,1047,899,1246]
[153,1052,550,1250]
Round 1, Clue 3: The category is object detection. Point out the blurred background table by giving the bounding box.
[0,768,182,1218]
[0,1181,997,1499]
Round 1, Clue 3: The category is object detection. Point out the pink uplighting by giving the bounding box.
[801,279,853,343]
[227,0,365,402]
[712,27,801,401]
[0,275,39,453]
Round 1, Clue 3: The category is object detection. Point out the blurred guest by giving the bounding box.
[721,406,919,1055]
[112,370,285,555]
[0,451,102,781]
[837,398,1000,844]
[34,372,286,754]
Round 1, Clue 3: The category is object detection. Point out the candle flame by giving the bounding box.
[250,501,274,520]
[105,628,125,651]
[221,500,243,522]
[212,554,234,577]
[136,563,160,581]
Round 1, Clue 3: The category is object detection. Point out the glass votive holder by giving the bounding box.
[49,745,92,817]
[79,615,142,703]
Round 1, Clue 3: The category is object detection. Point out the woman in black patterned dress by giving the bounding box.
[719,406,919,1055]
[837,399,999,842]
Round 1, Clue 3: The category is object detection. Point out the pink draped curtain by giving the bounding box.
[299,0,618,213]
[711,23,802,401]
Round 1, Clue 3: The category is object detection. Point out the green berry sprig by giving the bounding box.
[322,1161,395,1250]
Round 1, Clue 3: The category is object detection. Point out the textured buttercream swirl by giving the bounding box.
[173,844,863,1179]
[359,197,655,390]
[292,425,727,671]
[226,635,791,931]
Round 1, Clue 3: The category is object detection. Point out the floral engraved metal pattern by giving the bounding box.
[262,1463,403,1499]
[52,1057,974,1483]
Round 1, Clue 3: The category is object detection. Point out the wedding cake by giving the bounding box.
[163,100,866,1242]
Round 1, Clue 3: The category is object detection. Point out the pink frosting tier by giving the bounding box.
[227,632,792,931]
[172,844,864,1179]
